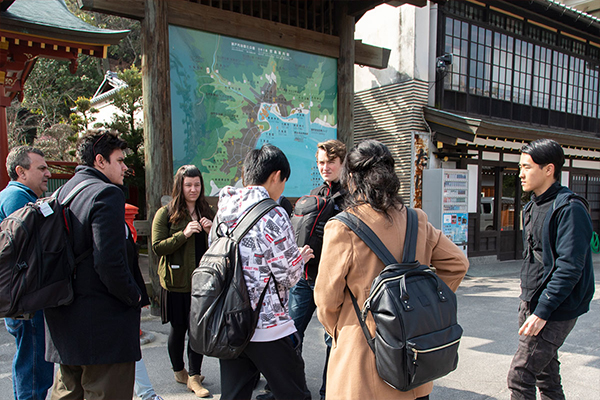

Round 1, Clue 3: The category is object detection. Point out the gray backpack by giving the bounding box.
[189,199,277,359]
[0,181,94,318]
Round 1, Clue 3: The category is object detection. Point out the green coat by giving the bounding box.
[151,205,207,292]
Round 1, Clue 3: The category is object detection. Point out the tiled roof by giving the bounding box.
[1,0,128,44]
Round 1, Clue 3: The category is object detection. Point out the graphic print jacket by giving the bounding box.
[214,185,304,342]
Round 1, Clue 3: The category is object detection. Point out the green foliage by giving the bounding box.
[8,1,141,155]
[105,67,146,216]
[23,56,103,130]
[69,96,99,132]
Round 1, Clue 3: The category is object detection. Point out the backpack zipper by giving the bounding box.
[363,269,433,314]
[411,338,461,361]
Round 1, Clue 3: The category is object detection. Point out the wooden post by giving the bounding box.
[336,2,355,150]
[142,0,172,314]
[0,105,8,189]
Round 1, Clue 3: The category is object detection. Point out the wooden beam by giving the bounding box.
[355,40,391,69]
[80,0,391,68]
[336,2,355,150]
[78,0,145,20]
[167,1,339,59]
[0,101,8,189]
[142,0,172,313]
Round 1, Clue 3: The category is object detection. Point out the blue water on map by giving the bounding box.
[255,106,336,196]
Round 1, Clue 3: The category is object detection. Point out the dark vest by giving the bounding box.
[520,181,561,301]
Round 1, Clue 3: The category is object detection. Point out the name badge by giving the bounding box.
[171,264,180,269]
[40,202,54,217]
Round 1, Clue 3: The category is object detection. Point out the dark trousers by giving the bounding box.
[220,334,311,400]
[507,301,577,400]
[50,362,135,400]
[168,323,203,375]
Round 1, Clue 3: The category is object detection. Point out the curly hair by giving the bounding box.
[341,140,404,219]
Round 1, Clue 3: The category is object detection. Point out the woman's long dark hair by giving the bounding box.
[168,165,214,225]
[341,140,404,219]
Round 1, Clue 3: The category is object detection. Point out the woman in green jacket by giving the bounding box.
[151,165,214,398]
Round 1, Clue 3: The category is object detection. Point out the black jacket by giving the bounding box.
[523,184,595,321]
[310,180,346,209]
[45,166,142,365]
[304,180,346,280]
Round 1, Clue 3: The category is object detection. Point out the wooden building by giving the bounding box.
[354,0,600,261]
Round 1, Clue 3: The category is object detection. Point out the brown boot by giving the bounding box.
[173,368,188,384]
[187,374,210,398]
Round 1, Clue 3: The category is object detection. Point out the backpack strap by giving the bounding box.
[334,207,419,356]
[230,198,279,241]
[54,180,96,206]
[347,288,376,353]
[55,180,100,264]
[401,208,418,263]
[333,207,418,265]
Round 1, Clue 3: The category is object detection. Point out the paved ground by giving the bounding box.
[0,255,598,399]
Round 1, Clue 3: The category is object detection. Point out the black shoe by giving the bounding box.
[256,392,276,400]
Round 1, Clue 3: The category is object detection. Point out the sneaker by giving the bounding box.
[174,368,188,384]
[151,396,165,400]
[187,374,210,398]
[256,392,275,400]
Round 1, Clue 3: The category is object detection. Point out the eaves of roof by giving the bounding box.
[0,0,129,45]
[423,106,600,151]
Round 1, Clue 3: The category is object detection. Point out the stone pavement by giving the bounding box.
[0,255,598,399]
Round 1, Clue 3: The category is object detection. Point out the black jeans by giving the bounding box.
[507,301,577,400]
[220,333,311,400]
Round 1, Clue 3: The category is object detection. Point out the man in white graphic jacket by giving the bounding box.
[215,144,314,400]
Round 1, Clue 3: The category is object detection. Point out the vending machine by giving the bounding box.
[422,169,469,255]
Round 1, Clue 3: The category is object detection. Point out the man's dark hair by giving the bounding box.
[6,146,45,181]
[521,139,564,180]
[76,129,127,167]
[243,144,290,186]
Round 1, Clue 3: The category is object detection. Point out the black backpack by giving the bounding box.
[290,193,341,273]
[334,208,463,391]
[0,181,94,318]
[189,198,277,359]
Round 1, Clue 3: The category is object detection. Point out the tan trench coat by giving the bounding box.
[314,205,469,400]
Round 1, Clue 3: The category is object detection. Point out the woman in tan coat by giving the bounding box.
[314,140,469,400]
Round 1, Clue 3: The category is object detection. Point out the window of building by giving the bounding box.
[441,3,600,133]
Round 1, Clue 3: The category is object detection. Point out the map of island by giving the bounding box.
[169,26,338,197]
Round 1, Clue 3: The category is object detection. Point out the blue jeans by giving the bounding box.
[135,359,157,400]
[4,310,54,400]
[289,277,317,343]
[289,277,330,398]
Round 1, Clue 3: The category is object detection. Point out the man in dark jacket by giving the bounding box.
[290,139,346,337]
[292,139,346,400]
[44,130,142,400]
[507,139,595,400]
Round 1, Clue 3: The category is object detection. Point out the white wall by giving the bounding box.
[355,2,434,92]
[89,100,143,131]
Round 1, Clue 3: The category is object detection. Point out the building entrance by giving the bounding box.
[469,164,524,260]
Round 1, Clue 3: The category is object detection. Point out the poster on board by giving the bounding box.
[169,26,338,197]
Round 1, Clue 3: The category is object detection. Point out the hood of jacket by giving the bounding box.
[215,185,272,229]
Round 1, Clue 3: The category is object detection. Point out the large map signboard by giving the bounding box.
[169,26,338,197]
